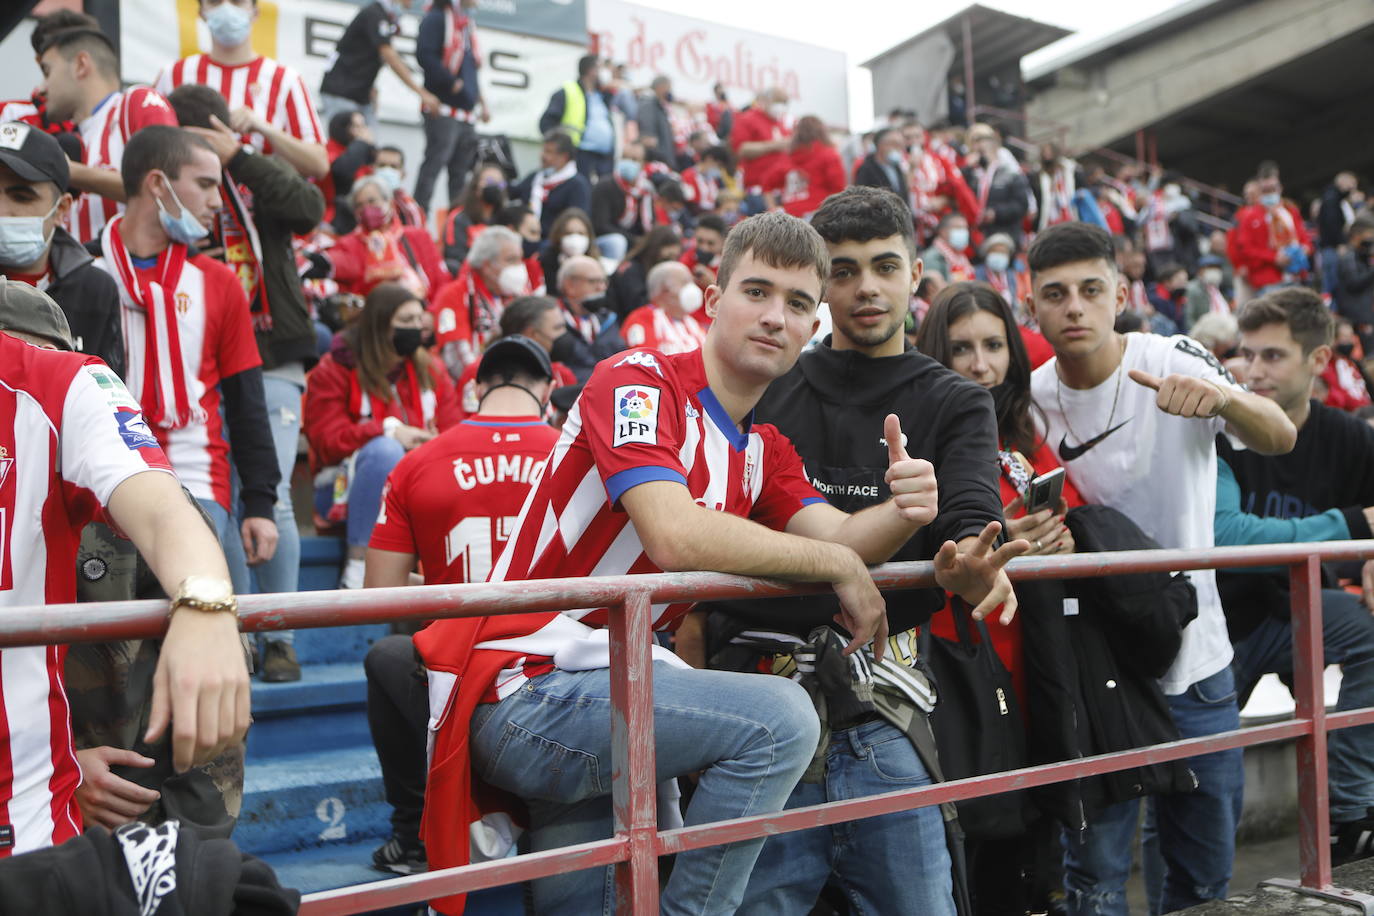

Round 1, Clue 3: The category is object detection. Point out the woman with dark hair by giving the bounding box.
[304,283,461,587]
[607,225,683,319]
[917,280,1082,916]
[764,114,847,219]
[441,161,509,273]
[540,207,602,291]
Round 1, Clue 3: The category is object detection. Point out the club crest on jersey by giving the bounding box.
[175,291,191,315]
[0,454,11,491]
[613,385,659,447]
[613,351,664,377]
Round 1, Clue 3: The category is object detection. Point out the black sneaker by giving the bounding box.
[372,834,426,875]
[259,641,301,683]
[1332,807,1374,866]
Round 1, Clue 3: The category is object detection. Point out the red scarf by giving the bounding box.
[101,216,202,430]
[442,8,480,72]
[348,359,431,428]
[934,237,974,281]
[218,174,270,330]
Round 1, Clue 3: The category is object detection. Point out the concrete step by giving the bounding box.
[296,535,344,592]
[290,623,390,666]
[238,745,387,856]
[248,662,370,760]
[261,840,524,915]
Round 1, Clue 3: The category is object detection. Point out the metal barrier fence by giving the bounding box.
[7,540,1374,914]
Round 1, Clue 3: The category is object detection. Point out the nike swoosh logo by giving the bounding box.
[1059,420,1132,461]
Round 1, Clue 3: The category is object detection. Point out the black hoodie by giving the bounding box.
[705,339,1002,635]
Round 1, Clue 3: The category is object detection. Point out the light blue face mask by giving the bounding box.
[373,166,403,195]
[205,2,253,48]
[156,175,210,245]
[616,160,642,184]
[0,198,59,269]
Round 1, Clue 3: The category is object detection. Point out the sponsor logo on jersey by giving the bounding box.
[613,351,664,377]
[613,385,659,447]
[115,411,160,450]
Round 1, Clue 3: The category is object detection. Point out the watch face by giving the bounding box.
[183,576,234,604]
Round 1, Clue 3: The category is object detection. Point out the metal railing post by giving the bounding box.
[1291,556,1332,889]
[609,590,660,912]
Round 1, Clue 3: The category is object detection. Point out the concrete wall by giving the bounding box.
[1024,0,1374,153]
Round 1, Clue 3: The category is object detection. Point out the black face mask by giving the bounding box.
[1358,241,1374,255]
[521,237,541,259]
[580,294,611,314]
[1337,342,1357,357]
[480,185,505,207]
[422,330,437,349]
[696,249,716,267]
[392,326,424,358]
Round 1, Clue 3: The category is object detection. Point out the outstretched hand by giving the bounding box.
[883,414,938,527]
[1129,369,1230,420]
[933,520,1030,624]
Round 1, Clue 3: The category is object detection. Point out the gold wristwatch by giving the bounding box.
[170,576,239,616]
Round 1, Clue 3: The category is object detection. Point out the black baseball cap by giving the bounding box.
[0,122,70,193]
[477,334,554,383]
[0,277,74,349]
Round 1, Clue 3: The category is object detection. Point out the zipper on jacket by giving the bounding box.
[996,687,1008,715]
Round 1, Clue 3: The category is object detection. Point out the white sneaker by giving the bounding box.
[339,556,365,589]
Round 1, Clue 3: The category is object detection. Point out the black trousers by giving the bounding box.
[364,634,430,843]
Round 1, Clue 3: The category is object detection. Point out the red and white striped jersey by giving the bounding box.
[0,100,39,126]
[93,248,262,511]
[70,87,177,244]
[155,55,325,156]
[416,347,825,703]
[620,304,708,355]
[370,416,560,586]
[0,334,173,855]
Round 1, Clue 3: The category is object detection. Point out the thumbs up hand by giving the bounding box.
[883,413,938,526]
[1128,369,1231,419]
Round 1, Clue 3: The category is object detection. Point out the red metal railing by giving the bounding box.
[6,540,1374,913]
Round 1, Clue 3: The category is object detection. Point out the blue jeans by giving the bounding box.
[318,92,377,133]
[1062,666,1243,916]
[596,233,628,263]
[1231,588,1374,823]
[736,718,955,915]
[195,497,251,595]
[242,375,305,645]
[1321,246,1342,295]
[470,663,819,915]
[313,435,406,548]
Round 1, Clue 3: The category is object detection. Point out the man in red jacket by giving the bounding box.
[730,88,791,200]
[1231,168,1312,294]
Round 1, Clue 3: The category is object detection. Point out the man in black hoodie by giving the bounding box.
[1218,287,1374,864]
[687,186,1012,914]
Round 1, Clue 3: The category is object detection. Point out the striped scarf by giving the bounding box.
[101,216,204,430]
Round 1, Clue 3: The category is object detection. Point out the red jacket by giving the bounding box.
[730,106,788,192]
[764,142,847,218]
[304,338,461,472]
[1230,202,1312,290]
[329,223,451,299]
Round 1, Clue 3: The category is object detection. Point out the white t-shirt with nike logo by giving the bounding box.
[1031,331,1244,696]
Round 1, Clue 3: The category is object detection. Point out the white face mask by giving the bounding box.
[1200,268,1223,287]
[497,263,527,297]
[205,2,253,47]
[0,198,59,268]
[678,283,704,314]
[560,232,589,257]
[598,67,613,86]
[946,227,970,251]
[373,166,403,196]
[768,102,788,121]
[985,251,1010,273]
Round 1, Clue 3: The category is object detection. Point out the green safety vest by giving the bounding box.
[559,80,586,145]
